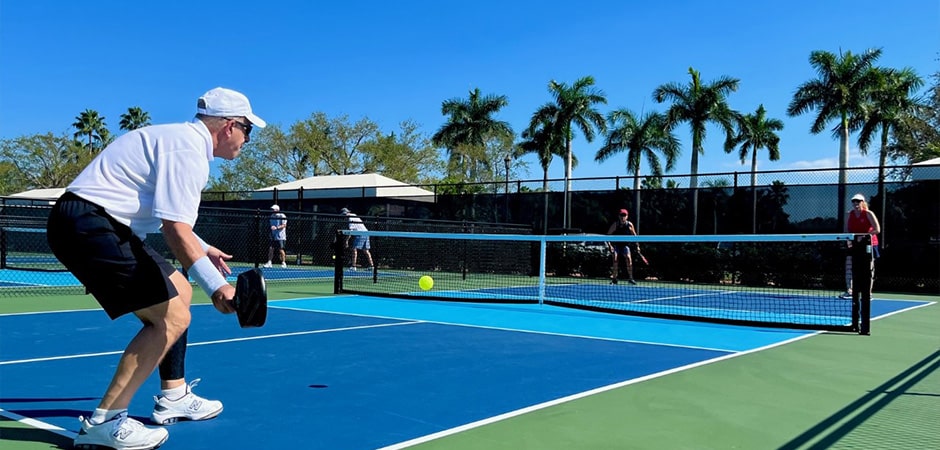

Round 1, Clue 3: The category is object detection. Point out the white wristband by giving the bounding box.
[190,256,228,297]
[194,233,210,252]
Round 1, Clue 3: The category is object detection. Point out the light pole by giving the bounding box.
[503,154,511,222]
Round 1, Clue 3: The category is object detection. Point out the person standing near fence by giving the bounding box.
[841,193,881,299]
[46,87,265,450]
[606,208,639,285]
[264,204,287,268]
[341,207,374,270]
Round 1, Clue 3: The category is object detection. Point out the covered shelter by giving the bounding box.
[251,173,436,203]
[911,157,940,181]
[2,188,66,206]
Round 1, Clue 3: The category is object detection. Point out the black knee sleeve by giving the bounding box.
[159,329,187,380]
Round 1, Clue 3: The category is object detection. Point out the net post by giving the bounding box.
[333,229,344,294]
[537,238,546,305]
[851,234,873,335]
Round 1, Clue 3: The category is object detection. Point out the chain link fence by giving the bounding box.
[2,164,937,296]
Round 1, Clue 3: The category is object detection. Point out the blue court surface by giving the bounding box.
[0,295,928,449]
[0,266,370,288]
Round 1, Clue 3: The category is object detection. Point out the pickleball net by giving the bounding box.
[335,230,868,332]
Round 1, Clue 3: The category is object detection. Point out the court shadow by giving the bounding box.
[4,408,151,426]
[777,349,940,449]
[0,414,72,449]
[0,425,72,449]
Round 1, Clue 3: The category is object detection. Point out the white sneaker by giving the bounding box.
[151,379,223,425]
[281,262,287,268]
[262,261,272,268]
[74,412,169,450]
[839,291,852,299]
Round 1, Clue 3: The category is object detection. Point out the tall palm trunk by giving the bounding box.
[633,170,642,233]
[751,149,759,233]
[690,138,701,234]
[837,116,850,232]
[564,136,573,230]
[877,125,889,245]
[542,168,550,234]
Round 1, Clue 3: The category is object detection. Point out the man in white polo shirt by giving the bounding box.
[46,87,265,450]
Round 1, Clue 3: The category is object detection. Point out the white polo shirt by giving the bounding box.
[347,213,367,232]
[67,119,214,239]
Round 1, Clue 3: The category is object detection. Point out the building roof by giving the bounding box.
[251,173,436,202]
[4,188,66,205]
[912,158,940,181]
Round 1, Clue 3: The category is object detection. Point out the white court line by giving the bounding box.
[0,321,422,366]
[0,408,74,439]
[1,300,934,443]
[375,300,939,449]
[376,331,821,450]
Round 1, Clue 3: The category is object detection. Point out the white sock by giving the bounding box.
[161,384,187,401]
[90,408,126,425]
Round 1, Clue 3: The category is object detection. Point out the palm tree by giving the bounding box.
[72,109,107,153]
[432,88,513,183]
[654,67,739,234]
[595,109,680,232]
[786,48,882,230]
[729,105,784,233]
[517,116,566,192]
[856,67,923,241]
[529,76,607,229]
[516,116,566,233]
[702,178,732,234]
[119,106,151,131]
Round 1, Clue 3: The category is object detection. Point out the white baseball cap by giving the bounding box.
[271,204,280,211]
[197,87,266,128]
[851,193,866,202]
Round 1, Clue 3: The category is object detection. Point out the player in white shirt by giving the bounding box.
[341,208,374,270]
[47,87,265,450]
[264,204,288,268]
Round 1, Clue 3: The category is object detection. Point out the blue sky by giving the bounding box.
[1,0,937,182]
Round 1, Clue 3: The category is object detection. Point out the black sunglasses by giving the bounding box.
[226,118,252,139]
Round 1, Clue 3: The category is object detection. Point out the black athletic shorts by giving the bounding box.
[46,192,179,319]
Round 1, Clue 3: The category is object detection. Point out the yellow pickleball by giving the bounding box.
[418,275,434,291]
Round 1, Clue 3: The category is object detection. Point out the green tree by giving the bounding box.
[0,132,88,192]
[0,160,23,195]
[786,48,882,228]
[71,109,108,153]
[889,69,940,168]
[856,66,923,236]
[119,106,152,131]
[359,120,443,184]
[654,67,739,234]
[729,104,784,233]
[432,88,513,183]
[595,109,680,232]
[210,114,443,192]
[529,76,607,228]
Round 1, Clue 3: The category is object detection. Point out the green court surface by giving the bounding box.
[1,288,936,450]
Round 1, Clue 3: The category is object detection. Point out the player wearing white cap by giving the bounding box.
[48,87,266,450]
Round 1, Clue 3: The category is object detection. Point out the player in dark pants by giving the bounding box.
[607,208,639,285]
[46,87,266,450]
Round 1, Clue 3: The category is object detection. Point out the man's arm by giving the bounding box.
[867,211,881,235]
[162,220,235,313]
